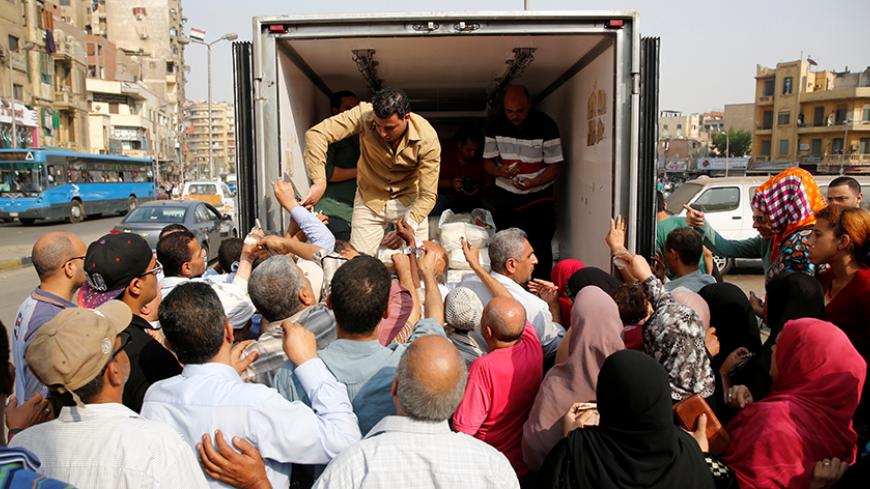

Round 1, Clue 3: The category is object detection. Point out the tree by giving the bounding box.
[711,129,751,157]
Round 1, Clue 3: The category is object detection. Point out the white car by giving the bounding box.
[181,180,237,221]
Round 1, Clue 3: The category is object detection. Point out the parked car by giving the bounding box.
[112,200,238,262]
[181,180,236,220]
[667,175,870,274]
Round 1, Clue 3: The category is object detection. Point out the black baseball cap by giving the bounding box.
[78,233,153,308]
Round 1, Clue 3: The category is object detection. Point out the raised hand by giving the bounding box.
[683,204,705,228]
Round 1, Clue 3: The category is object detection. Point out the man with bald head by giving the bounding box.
[13,232,87,403]
[452,296,544,480]
[313,335,520,488]
[483,84,564,277]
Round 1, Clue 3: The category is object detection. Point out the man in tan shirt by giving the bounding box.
[302,87,441,255]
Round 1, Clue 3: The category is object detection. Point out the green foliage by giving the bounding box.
[711,129,752,157]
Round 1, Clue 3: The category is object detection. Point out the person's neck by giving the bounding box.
[656,211,671,222]
[486,337,520,352]
[209,343,234,367]
[87,386,123,405]
[336,326,379,342]
[38,277,76,302]
[119,294,145,318]
[672,263,698,278]
[830,253,860,283]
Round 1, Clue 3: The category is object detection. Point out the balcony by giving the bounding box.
[797,120,870,134]
[757,95,773,105]
[801,87,870,103]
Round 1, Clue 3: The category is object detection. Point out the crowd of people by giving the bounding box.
[0,86,869,489]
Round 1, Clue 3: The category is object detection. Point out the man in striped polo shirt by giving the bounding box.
[483,85,564,277]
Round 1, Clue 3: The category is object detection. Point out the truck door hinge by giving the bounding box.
[411,21,440,32]
[453,21,481,32]
[632,72,640,95]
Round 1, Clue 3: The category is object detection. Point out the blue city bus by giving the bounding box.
[0,149,155,224]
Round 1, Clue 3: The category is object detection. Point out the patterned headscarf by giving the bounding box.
[750,168,826,261]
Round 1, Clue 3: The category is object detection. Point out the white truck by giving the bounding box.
[232,11,661,268]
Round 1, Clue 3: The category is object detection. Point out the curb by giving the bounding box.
[0,256,32,273]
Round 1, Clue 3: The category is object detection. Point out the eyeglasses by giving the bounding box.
[63,255,86,266]
[139,260,163,278]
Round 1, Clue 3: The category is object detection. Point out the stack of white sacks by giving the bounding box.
[430,209,495,284]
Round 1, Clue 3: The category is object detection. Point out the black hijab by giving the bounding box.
[698,282,762,370]
[764,272,825,346]
[540,350,714,489]
[564,267,621,299]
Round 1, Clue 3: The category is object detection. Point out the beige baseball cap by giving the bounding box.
[26,300,132,405]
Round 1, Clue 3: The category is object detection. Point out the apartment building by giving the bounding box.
[184,101,236,178]
[752,59,870,173]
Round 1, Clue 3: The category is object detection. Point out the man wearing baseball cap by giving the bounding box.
[78,233,181,412]
[9,302,209,488]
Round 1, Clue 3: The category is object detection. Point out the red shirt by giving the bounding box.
[452,323,543,477]
[819,268,870,362]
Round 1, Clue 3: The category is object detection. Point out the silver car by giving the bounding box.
[112,200,238,261]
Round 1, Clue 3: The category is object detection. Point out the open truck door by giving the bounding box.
[636,36,660,260]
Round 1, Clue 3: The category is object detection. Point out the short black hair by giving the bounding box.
[329,90,357,111]
[665,227,703,266]
[830,176,861,195]
[159,282,226,364]
[217,238,243,274]
[371,87,410,119]
[159,223,188,239]
[612,284,649,325]
[330,256,391,334]
[657,190,666,213]
[157,230,197,277]
[455,124,484,146]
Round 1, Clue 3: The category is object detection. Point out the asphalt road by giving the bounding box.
[0,214,123,251]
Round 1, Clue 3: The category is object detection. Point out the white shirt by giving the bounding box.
[141,361,361,489]
[10,403,209,489]
[159,275,254,329]
[314,416,520,489]
[459,272,564,358]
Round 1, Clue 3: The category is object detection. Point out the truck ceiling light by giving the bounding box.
[268,24,287,34]
[607,19,624,29]
[351,49,382,93]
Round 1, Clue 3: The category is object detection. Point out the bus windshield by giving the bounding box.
[0,163,46,196]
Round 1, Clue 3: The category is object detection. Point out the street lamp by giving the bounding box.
[722,129,730,177]
[190,32,238,180]
[840,116,852,176]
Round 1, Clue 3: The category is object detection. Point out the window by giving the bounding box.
[783,76,793,95]
[761,140,772,156]
[8,35,18,51]
[811,139,822,157]
[59,0,71,5]
[779,139,789,156]
[835,108,848,124]
[813,106,825,126]
[863,107,870,122]
[832,138,844,155]
[194,204,214,224]
[692,187,740,213]
[165,61,174,74]
[763,79,775,97]
[762,111,773,129]
[860,138,870,155]
[676,123,683,129]
[663,124,669,130]
[777,111,790,125]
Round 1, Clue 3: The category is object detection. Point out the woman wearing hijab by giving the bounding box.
[540,349,715,489]
[563,266,621,299]
[685,168,826,282]
[723,318,866,489]
[550,259,585,326]
[522,287,624,472]
[810,205,870,448]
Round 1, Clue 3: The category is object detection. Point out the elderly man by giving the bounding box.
[242,255,336,386]
[11,302,209,488]
[13,231,87,403]
[452,297,544,479]
[315,335,520,488]
[142,282,360,489]
[302,87,441,255]
[484,84,563,276]
[459,228,564,359]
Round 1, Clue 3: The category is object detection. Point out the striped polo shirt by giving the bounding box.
[483,110,564,194]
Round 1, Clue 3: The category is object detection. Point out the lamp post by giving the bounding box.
[839,117,852,176]
[190,32,238,180]
[723,130,730,177]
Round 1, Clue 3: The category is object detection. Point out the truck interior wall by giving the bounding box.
[275,51,325,230]
[538,44,615,270]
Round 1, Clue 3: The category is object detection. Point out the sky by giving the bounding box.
[182,0,870,114]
